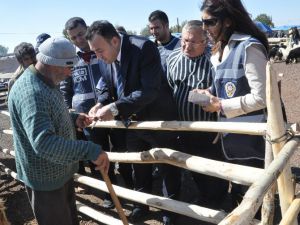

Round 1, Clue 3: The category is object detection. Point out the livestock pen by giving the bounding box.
[1,62,300,225]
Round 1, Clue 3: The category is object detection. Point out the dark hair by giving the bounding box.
[35,33,51,53]
[148,10,169,24]
[36,33,51,45]
[200,0,269,53]
[115,25,127,34]
[65,17,87,31]
[85,20,119,42]
[14,42,36,64]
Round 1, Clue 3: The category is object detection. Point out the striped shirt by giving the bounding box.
[167,48,216,121]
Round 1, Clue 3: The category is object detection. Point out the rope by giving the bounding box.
[265,128,295,144]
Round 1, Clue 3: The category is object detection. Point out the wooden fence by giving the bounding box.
[0,62,300,225]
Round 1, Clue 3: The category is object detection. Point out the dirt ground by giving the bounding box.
[1,61,300,225]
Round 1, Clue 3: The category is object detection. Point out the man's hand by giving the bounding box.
[88,103,102,117]
[191,88,212,97]
[76,113,93,129]
[202,96,221,113]
[95,104,114,121]
[191,88,221,113]
[92,151,109,174]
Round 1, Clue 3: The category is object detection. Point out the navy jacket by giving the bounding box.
[96,35,165,121]
[60,53,108,113]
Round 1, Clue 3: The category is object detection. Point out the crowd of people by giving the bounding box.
[7,0,269,224]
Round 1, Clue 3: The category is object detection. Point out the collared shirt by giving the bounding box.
[113,34,123,88]
[116,34,123,62]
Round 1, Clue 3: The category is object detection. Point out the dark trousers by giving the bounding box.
[108,129,133,189]
[180,131,228,208]
[126,130,155,198]
[126,130,181,211]
[25,179,79,225]
[152,131,181,221]
[152,131,181,201]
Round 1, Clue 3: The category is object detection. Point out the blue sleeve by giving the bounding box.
[96,76,111,105]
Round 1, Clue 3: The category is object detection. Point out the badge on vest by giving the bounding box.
[225,82,236,98]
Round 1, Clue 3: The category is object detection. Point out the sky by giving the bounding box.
[1,0,300,53]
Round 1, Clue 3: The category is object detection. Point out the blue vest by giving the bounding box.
[71,55,108,113]
[213,37,267,161]
[213,37,267,101]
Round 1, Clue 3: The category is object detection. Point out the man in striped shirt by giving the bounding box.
[167,20,228,209]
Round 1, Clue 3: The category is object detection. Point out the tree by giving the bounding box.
[170,20,188,33]
[140,26,151,37]
[126,30,137,35]
[0,45,8,56]
[255,14,274,28]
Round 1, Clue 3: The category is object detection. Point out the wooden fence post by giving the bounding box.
[261,141,276,224]
[266,62,296,224]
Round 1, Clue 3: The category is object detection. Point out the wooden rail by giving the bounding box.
[1,62,300,224]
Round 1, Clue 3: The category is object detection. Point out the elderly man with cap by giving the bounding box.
[8,37,109,225]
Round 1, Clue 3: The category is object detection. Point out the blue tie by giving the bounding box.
[114,60,123,98]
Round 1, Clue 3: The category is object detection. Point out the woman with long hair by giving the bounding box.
[198,0,269,209]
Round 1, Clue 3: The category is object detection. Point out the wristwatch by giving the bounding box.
[109,103,119,116]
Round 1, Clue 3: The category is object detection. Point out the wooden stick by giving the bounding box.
[279,198,300,225]
[266,62,296,224]
[218,138,299,225]
[0,148,264,185]
[99,169,129,225]
[108,148,264,185]
[261,140,276,225]
[76,201,133,225]
[90,120,267,135]
[1,149,260,224]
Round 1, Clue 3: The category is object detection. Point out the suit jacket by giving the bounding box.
[96,34,165,121]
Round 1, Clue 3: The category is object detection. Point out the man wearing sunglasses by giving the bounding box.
[167,20,228,210]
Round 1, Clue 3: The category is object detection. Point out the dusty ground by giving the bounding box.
[1,61,300,225]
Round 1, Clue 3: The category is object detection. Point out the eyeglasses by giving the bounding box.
[182,39,207,47]
[202,18,219,27]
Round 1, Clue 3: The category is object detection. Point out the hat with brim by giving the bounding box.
[37,37,78,67]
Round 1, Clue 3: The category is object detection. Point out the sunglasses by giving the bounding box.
[202,18,219,27]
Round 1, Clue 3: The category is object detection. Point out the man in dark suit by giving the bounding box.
[86,20,164,222]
